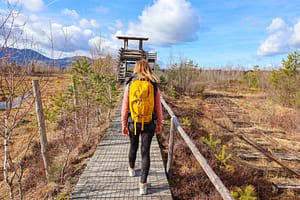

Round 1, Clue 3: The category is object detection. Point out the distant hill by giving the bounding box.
[0,47,87,68]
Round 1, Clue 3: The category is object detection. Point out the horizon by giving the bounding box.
[0,0,300,69]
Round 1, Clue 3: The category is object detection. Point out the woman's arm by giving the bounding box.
[154,88,163,132]
[121,85,129,130]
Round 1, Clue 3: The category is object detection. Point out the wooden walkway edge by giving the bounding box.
[71,105,172,199]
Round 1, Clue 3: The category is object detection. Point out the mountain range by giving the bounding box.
[0,47,85,68]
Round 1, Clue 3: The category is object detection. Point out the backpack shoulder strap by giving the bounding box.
[126,73,137,85]
[150,81,158,95]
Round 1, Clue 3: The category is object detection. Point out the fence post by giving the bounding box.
[161,97,234,200]
[166,116,175,178]
[72,77,79,135]
[32,79,49,178]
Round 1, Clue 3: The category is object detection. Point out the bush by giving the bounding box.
[230,185,256,200]
[270,51,300,107]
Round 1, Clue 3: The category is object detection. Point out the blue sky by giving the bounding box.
[1,0,300,69]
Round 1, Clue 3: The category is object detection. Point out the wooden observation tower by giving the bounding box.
[116,36,157,82]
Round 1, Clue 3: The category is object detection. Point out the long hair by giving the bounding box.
[134,59,159,83]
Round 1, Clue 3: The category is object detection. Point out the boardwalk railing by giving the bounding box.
[161,97,234,200]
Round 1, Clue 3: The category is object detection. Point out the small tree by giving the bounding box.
[166,59,202,95]
[243,65,261,89]
[72,58,94,141]
[215,145,234,172]
[92,73,118,121]
[230,185,257,200]
[270,51,300,107]
[0,2,41,199]
[71,56,119,141]
[201,133,221,148]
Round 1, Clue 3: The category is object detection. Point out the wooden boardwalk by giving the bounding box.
[71,105,172,199]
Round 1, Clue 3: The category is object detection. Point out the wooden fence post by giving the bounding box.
[32,79,49,177]
[161,97,234,200]
[166,116,175,178]
[72,77,79,135]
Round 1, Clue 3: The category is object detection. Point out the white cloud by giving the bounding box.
[9,0,45,12]
[62,8,79,19]
[1,2,120,59]
[88,36,118,56]
[257,32,291,56]
[79,18,100,29]
[267,17,288,32]
[108,20,123,32]
[123,0,200,46]
[2,2,123,59]
[290,20,300,46]
[257,17,300,56]
[9,15,102,56]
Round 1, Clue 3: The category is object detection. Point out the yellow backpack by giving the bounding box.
[129,79,155,135]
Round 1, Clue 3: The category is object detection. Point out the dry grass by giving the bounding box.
[159,83,300,199]
[0,73,115,199]
[0,74,72,199]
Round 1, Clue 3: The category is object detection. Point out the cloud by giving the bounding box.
[88,36,118,55]
[79,18,100,29]
[124,0,200,46]
[257,32,291,56]
[62,8,79,19]
[8,0,45,12]
[61,9,100,29]
[257,17,300,56]
[5,12,112,58]
[290,20,300,46]
[267,17,288,32]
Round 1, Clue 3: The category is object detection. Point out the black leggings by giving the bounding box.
[128,122,155,183]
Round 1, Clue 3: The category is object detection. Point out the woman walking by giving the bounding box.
[121,59,163,195]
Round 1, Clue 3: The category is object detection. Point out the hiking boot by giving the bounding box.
[139,182,148,195]
[128,167,135,177]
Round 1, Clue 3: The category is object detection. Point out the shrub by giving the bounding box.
[182,117,191,127]
[215,145,234,172]
[243,65,261,89]
[230,185,257,200]
[201,133,221,148]
[270,51,300,107]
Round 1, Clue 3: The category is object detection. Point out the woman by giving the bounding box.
[121,59,163,195]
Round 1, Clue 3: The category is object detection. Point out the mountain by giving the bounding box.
[0,47,86,68]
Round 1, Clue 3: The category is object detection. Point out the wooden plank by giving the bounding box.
[238,133,300,178]
[71,104,172,199]
[116,36,149,41]
[239,152,300,161]
[272,182,300,189]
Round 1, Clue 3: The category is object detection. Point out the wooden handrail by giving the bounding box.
[161,97,234,200]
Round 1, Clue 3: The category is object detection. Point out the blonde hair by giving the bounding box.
[134,59,159,83]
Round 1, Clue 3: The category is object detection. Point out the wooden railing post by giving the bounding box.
[166,116,175,178]
[160,97,234,200]
[32,79,49,178]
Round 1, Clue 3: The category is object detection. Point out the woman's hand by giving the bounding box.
[155,125,162,135]
[122,126,129,136]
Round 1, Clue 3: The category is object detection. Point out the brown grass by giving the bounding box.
[0,73,114,199]
[158,85,300,199]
